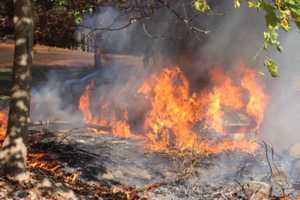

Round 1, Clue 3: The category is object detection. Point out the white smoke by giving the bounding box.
[262,29,300,152]
[31,73,82,125]
[78,6,138,54]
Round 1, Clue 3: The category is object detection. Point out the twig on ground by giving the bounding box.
[263,141,274,179]
[234,179,249,199]
[220,192,229,200]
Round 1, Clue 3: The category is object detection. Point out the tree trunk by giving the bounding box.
[94,32,103,67]
[0,0,33,181]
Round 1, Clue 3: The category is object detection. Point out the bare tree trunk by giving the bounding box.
[0,0,33,181]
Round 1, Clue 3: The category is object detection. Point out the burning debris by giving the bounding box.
[78,64,268,154]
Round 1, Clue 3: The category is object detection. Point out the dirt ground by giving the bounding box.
[0,43,94,68]
[0,43,143,69]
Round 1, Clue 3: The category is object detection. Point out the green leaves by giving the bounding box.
[248,1,261,9]
[234,0,241,8]
[289,0,300,28]
[263,26,282,51]
[261,2,281,27]
[74,11,83,25]
[56,0,68,7]
[236,0,300,77]
[52,0,97,25]
[73,5,94,24]
[265,58,279,77]
[194,0,210,12]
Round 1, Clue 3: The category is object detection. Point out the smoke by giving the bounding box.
[27,1,300,190]
[77,6,138,54]
[197,4,265,67]
[31,71,83,125]
[262,29,300,152]
[77,2,267,86]
[31,2,276,142]
[34,2,271,134]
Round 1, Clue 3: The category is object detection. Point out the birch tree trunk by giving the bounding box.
[0,0,33,181]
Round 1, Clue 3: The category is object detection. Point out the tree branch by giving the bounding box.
[156,0,210,34]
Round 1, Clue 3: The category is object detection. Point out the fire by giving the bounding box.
[28,152,81,184]
[205,89,224,133]
[78,81,134,138]
[79,80,98,124]
[111,112,132,138]
[0,110,8,144]
[140,67,202,151]
[210,68,244,110]
[240,66,269,129]
[79,65,268,154]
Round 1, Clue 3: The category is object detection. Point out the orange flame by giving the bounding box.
[78,81,133,138]
[28,152,81,184]
[0,111,8,144]
[205,89,224,133]
[140,67,202,151]
[79,80,97,124]
[79,65,268,154]
[241,66,269,130]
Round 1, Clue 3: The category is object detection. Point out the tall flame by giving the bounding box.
[79,65,268,154]
[240,66,269,129]
[139,67,202,151]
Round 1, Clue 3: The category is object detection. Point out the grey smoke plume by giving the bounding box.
[197,4,265,67]
[77,3,267,85]
[33,2,272,128]
[77,6,138,54]
[31,72,83,124]
[262,29,300,151]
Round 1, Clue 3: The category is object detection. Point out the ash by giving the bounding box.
[30,122,300,199]
[148,152,296,200]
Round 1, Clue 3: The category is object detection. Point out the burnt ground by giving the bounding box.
[2,122,298,200]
